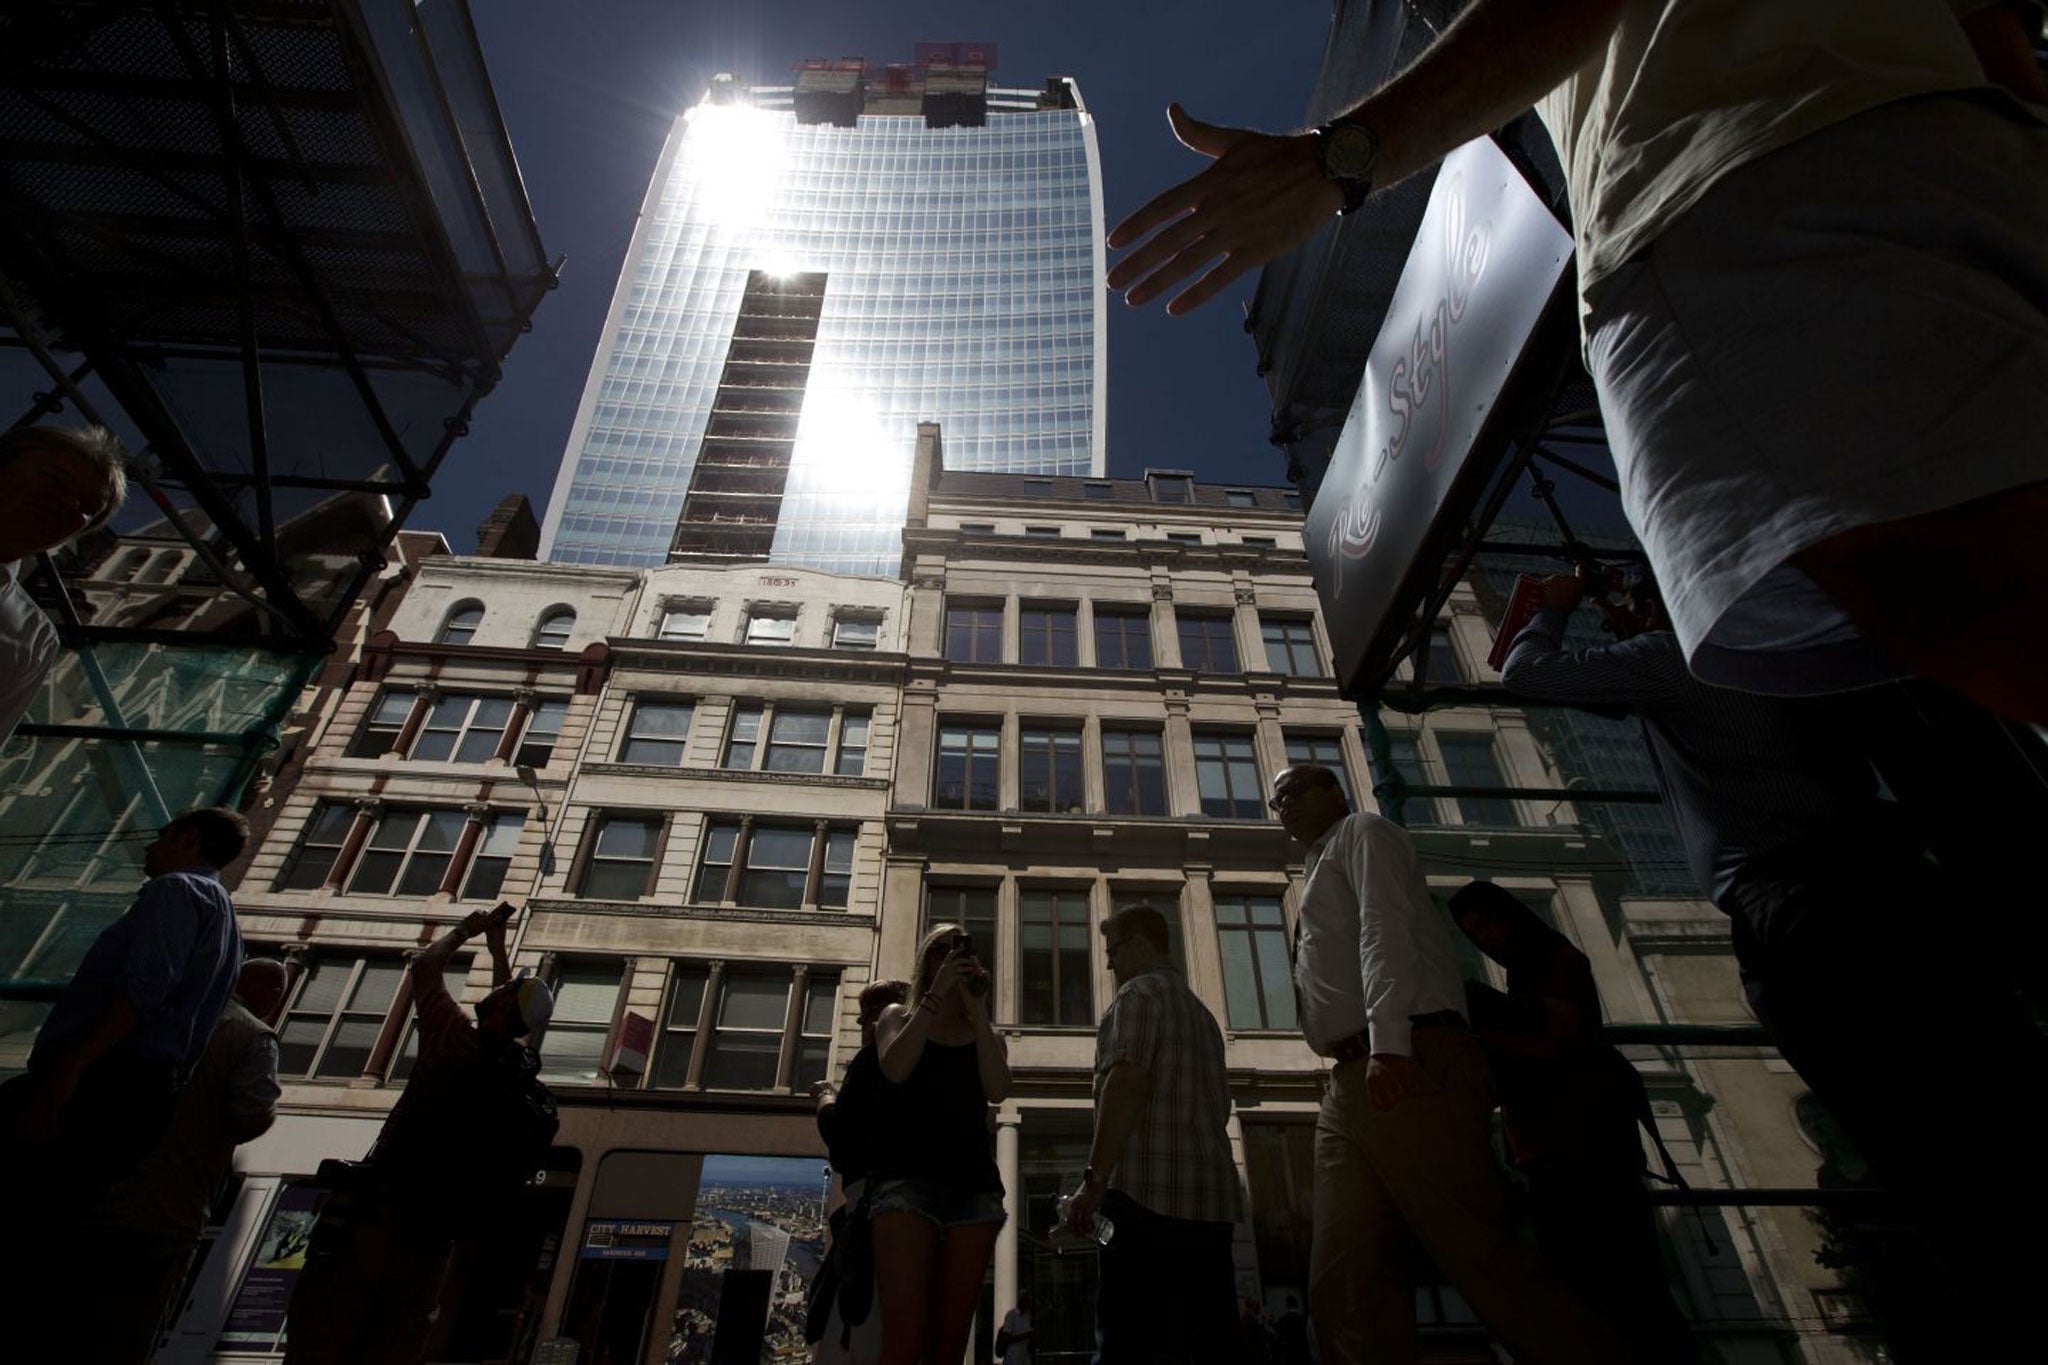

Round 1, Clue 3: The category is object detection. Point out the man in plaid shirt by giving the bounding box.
[1063,904,1243,1363]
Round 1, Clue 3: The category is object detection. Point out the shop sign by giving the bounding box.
[580,1219,676,1261]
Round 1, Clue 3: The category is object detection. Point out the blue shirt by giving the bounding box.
[31,867,243,1078]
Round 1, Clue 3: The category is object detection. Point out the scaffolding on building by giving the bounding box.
[0,0,552,1044]
[1245,2,2048,1352]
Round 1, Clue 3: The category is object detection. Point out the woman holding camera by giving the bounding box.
[868,922,1010,1365]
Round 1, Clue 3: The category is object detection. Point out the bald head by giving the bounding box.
[238,958,290,1026]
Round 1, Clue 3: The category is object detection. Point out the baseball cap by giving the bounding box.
[510,975,555,1035]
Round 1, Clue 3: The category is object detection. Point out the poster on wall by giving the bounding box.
[217,1182,323,1351]
[669,1154,829,1364]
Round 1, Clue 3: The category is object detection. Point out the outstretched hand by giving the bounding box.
[1107,104,1343,315]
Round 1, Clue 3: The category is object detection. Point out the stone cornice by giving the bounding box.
[580,762,888,794]
[527,898,877,930]
[606,638,910,685]
[900,657,1343,699]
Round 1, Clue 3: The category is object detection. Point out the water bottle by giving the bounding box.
[1050,1193,1115,1250]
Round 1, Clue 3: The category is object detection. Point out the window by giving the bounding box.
[791,970,841,1092]
[1020,725,1084,814]
[1193,732,1263,819]
[1242,535,1278,549]
[835,709,870,776]
[1020,889,1093,1026]
[1023,478,1055,495]
[722,702,850,774]
[658,600,712,641]
[832,614,881,650]
[348,692,413,758]
[703,969,789,1090]
[744,606,797,646]
[1282,490,1302,510]
[959,522,995,534]
[935,723,1000,811]
[579,814,662,900]
[818,829,856,908]
[1381,732,1438,825]
[944,601,1003,663]
[694,821,857,909]
[1083,482,1114,500]
[1284,734,1353,807]
[1094,607,1153,670]
[737,825,812,909]
[1102,727,1167,816]
[538,961,623,1085]
[927,885,999,993]
[650,964,710,1090]
[1177,611,1240,673]
[514,699,569,769]
[436,603,482,646]
[1438,734,1519,827]
[460,812,525,900]
[1226,490,1257,508]
[1019,604,1078,667]
[1150,473,1193,504]
[1090,528,1124,542]
[1216,895,1297,1030]
[277,954,405,1081]
[277,802,354,891]
[412,693,516,764]
[348,808,466,897]
[532,607,576,651]
[1261,616,1321,677]
[1024,525,1061,539]
[620,700,695,766]
[1165,532,1203,545]
[1427,625,1463,683]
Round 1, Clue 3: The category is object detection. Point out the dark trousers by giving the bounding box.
[1094,1190,1238,1365]
[0,1058,181,1353]
[1522,1158,1700,1365]
[284,1184,456,1365]
[1727,844,2048,1355]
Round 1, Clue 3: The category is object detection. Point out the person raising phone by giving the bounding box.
[866,923,1011,1365]
[285,903,558,1365]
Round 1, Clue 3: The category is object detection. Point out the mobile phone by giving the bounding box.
[487,901,518,927]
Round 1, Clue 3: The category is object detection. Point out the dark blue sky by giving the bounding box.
[423,1,1334,549]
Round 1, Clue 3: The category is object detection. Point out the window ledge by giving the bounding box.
[582,762,887,790]
[527,897,870,929]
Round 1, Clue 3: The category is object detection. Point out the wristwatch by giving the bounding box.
[1313,119,1379,215]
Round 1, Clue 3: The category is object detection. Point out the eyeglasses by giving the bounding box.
[1104,934,1134,957]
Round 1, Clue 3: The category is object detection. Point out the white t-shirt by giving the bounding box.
[999,1308,1032,1365]
[1538,0,2028,298]
[0,558,57,745]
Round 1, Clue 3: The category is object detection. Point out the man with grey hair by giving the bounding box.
[65,956,287,1360]
[1272,762,1625,1364]
[1062,902,1242,1363]
[0,424,129,743]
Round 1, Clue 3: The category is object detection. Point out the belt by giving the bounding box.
[1326,1011,1465,1064]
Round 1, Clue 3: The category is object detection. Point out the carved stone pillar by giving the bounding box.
[325,797,383,890]
[685,959,726,1090]
[774,963,812,1092]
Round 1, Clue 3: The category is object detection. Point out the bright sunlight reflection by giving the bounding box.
[790,378,911,494]
[682,104,787,232]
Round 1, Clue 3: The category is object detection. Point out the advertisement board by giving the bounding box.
[1305,135,1573,692]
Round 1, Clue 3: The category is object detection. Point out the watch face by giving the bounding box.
[1324,125,1377,180]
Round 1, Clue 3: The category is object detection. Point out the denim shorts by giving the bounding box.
[866,1177,1006,1229]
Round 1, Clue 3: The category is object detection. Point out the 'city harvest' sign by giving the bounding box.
[1305,136,1572,692]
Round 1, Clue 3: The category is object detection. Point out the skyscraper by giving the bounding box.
[540,46,1108,573]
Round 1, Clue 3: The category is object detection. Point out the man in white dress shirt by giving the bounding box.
[0,425,128,744]
[1273,763,1625,1365]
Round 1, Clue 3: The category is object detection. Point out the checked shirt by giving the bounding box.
[1093,965,1244,1224]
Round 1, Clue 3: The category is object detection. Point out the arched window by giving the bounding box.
[437,602,484,646]
[532,606,577,651]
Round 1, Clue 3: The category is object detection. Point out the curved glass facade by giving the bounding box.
[542,83,1106,573]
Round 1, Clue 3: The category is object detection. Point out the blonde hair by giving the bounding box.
[911,922,966,1003]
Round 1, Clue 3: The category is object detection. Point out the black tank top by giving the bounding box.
[868,1038,1002,1194]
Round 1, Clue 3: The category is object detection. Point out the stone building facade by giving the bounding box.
[151,452,1864,1363]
